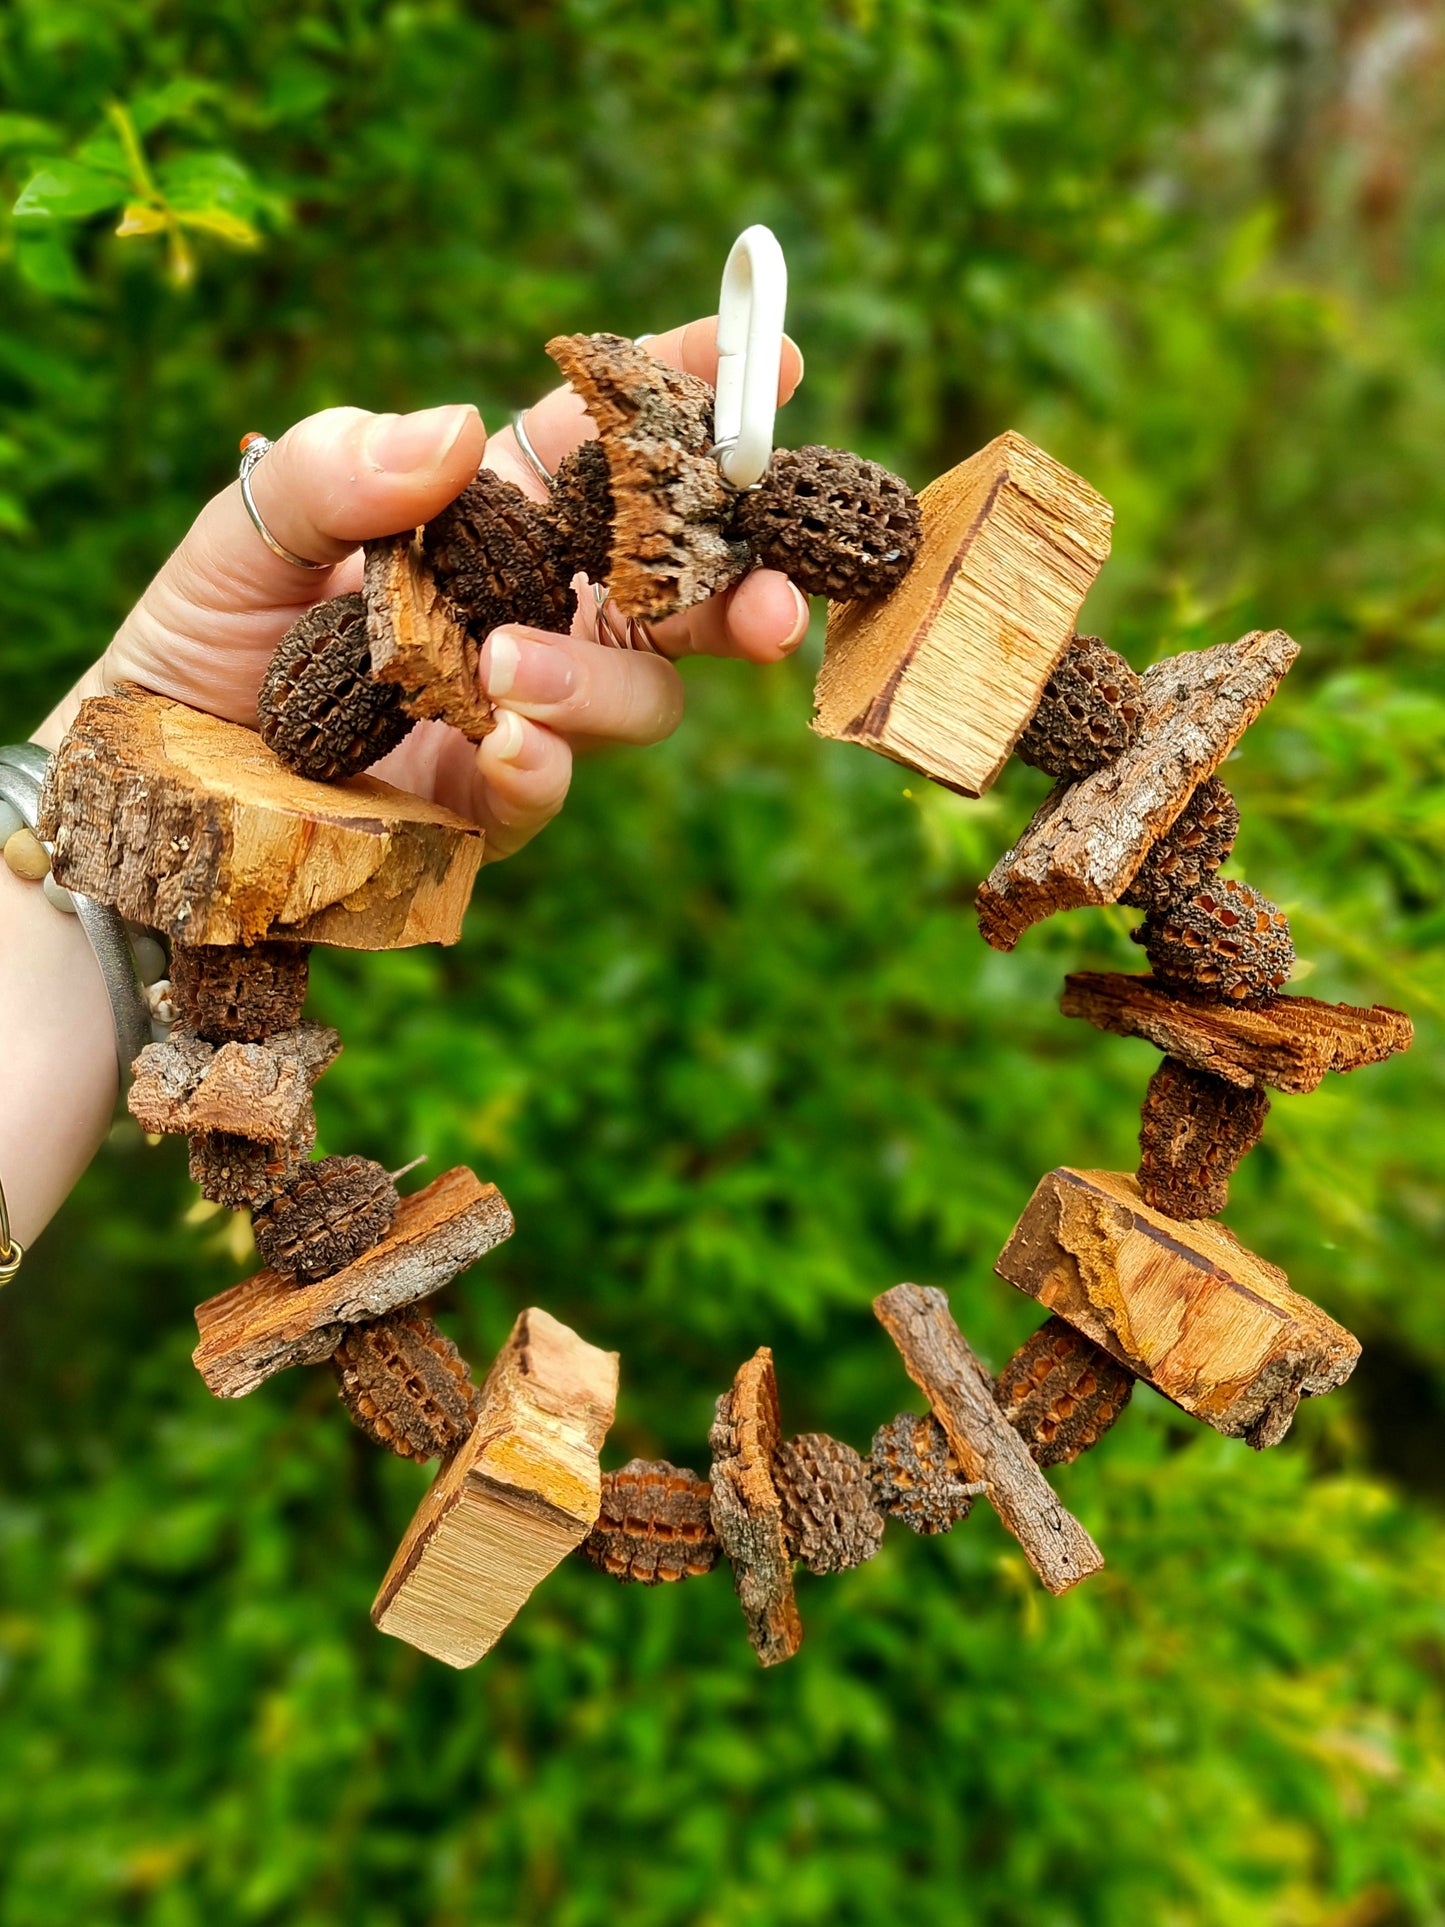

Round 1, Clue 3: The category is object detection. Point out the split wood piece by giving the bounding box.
[976,628,1299,951]
[129,1023,339,1144]
[708,1348,803,1667]
[811,432,1113,798]
[38,687,484,949]
[993,1315,1134,1466]
[994,1168,1361,1444]
[546,332,748,621]
[192,1167,513,1399]
[363,531,496,741]
[372,1307,618,1668]
[1136,1057,1270,1219]
[873,1285,1105,1595]
[1059,972,1414,1095]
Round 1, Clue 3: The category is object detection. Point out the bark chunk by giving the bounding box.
[579,1460,720,1585]
[994,1316,1134,1466]
[421,470,577,641]
[734,446,920,602]
[1134,878,1294,1005]
[1121,777,1239,914]
[331,1307,480,1463]
[772,1432,885,1575]
[169,941,310,1043]
[257,595,414,781]
[708,1348,804,1666]
[1137,1056,1271,1218]
[252,1154,399,1283]
[1016,633,1142,779]
[869,1412,983,1534]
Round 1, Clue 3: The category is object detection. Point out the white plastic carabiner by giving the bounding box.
[712,224,788,491]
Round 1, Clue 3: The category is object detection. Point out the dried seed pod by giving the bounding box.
[1016,633,1143,779]
[187,1112,317,1210]
[1137,1055,1271,1219]
[733,445,921,603]
[868,1412,980,1535]
[169,942,311,1044]
[257,594,415,781]
[421,470,577,641]
[773,1432,885,1575]
[1122,777,1240,914]
[578,1459,721,1584]
[1133,878,1295,1005]
[994,1316,1135,1466]
[330,1306,479,1463]
[252,1154,399,1282]
[549,439,614,584]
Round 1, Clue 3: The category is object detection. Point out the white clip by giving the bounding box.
[712,224,788,490]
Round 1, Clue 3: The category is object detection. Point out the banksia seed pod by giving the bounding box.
[330,1307,479,1463]
[994,1316,1134,1466]
[1016,633,1143,780]
[257,595,414,781]
[187,1112,317,1210]
[1137,1055,1270,1219]
[869,1412,980,1535]
[579,1459,721,1584]
[252,1154,399,1282]
[169,942,311,1044]
[549,439,614,585]
[1122,777,1240,914]
[1133,877,1294,1005]
[733,446,921,602]
[421,470,577,641]
[773,1432,885,1575]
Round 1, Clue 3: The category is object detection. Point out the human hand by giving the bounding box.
[36,320,807,861]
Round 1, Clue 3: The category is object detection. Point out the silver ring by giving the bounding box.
[237,433,331,571]
[511,410,554,492]
[593,586,664,656]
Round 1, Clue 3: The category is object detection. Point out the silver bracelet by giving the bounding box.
[0,744,155,1087]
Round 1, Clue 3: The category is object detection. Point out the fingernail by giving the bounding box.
[488,709,526,762]
[365,403,477,474]
[783,332,804,384]
[780,585,810,653]
[480,629,576,703]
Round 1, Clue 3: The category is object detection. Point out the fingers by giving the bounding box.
[478,626,685,746]
[649,569,811,664]
[369,714,573,864]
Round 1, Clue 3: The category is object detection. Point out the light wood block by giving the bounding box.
[129,1023,339,1142]
[976,629,1298,950]
[873,1285,1105,1594]
[811,432,1113,797]
[708,1348,803,1667]
[372,1307,618,1667]
[193,1168,513,1397]
[994,1168,1360,1443]
[39,687,485,949]
[364,532,496,741]
[1060,972,1414,1094]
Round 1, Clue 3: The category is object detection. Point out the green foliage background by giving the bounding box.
[1,3,1444,1921]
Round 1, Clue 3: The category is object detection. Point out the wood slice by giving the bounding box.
[994,1168,1360,1442]
[192,1168,513,1398]
[811,432,1113,798]
[708,1348,804,1667]
[372,1307,618,1668]
[38,687,484,949]
[129,1023,339,1143]
[976,629,1299,950]
[873,1285,1105,1595]
[1060,972,1414,1094]
[364,532,496,741]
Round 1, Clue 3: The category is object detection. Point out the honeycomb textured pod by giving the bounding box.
[579,1460,720,1585]
[868,1412,980,1535]
[421,470,577,641]
[330,1307,479,1463]
[187,1113,317,1211]
[169,942,311,1044]
[1122,776,1240,914]
[257,595,414,781]
[733,446,921,602]
[549,439,614,585]
[994,1316,1135,1467]
[773,1433,885,1575]
[1016,633,1143,780]
[1137,1055,1271,1219]
[1133,877,1295,1005]
[252,1154,399,1282]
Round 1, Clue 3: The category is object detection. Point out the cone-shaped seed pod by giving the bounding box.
[994,1316,1135,1467]
[578,1459,721,1584]
[330,1307,479,1463]
[869,1412,980,1535]
[1137,1055,1270,1219]
[733,446,921,602]
[169,942,311,1044]
[549,439,614,585]
[252,1154,399,1282]
[187,1112,317,1211]
[1133,878,1294,1004]
[257,594,414,781]
[1122,777,1240,914]
[1016,633,1143,780]
[773,1432,885,1575]
[421,470,576,640]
